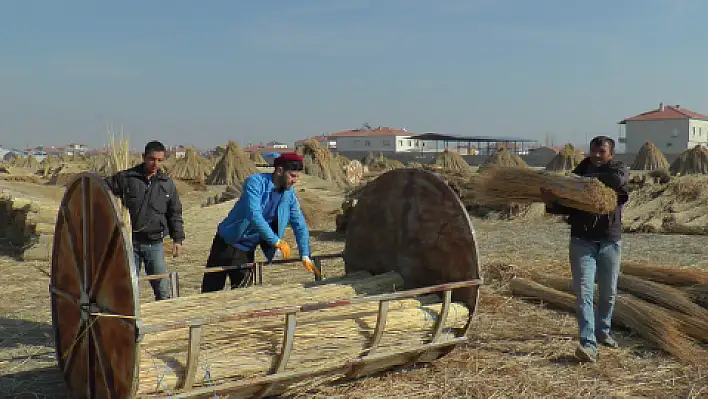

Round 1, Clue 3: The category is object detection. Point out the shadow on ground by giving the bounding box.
[0,317,54,349]
[0,366,67,399]
[310,230,346,243]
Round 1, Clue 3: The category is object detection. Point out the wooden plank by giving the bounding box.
[182,324,203,390]
[430,289,452,343]
[367,300,389,356]
[253,312,298,398]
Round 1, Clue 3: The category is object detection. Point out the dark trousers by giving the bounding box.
[201,233,255,293]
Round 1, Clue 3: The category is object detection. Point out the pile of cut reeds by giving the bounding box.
[435,150,473,173]
[206,140,259,186]
[670,145,708,175]
[545,144,584,172]
[509,261,708,363]
[135,271,469,395]
[632,141,669,171]
[476,166,618,214]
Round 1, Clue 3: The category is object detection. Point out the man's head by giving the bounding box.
[589,136,615,167]
[272,152,304,190]
[143,140,166,176]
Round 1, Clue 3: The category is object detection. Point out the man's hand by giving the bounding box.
[275,240,291,259]
[172,242,182,257]
[539,187,556,205]
[302,256,321,278]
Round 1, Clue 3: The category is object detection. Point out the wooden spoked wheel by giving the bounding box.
[344,168,482,317]
[50,173,140,399]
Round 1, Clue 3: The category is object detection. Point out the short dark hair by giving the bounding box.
[590,135,615,154]
[144,140,166,154]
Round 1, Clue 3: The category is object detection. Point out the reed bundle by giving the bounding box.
[632,141,669,171]
[616,274,708,320]
[135,271,469,394]
[478,148,527,173]
[681,286,708,309]
[206,141,259,186]
[517,275,706,363]
[249,151,267,165]
[620,261,708,286]
[476,166,618,214]
[107,127,133,232]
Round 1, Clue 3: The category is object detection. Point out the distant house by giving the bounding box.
[169,145,187,158]
[619,103,708,154]
[65,142,90,156]
[265,141,289,149]
[329,127,442,154]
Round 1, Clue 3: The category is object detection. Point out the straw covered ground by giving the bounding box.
[0,173,706,398]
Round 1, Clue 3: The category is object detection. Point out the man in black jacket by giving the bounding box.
[105,140,185,300]
[541,136,629,363]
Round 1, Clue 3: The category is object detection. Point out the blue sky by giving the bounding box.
[1,0,707,151]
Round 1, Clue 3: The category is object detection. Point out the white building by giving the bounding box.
[329,127,444,153]
[619,103,708,154]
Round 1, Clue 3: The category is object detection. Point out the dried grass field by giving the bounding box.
[1,172,707,398]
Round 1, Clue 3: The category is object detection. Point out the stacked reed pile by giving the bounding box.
[206,141,259,186]
[135,271,469,395]
[632,141,669,171]
[363,152,405,172]
[545,144,585,172]
[475,166,618,214]
[509,261,708,363]
[168,147,211,185]
[670,145,708,175]
[478,148,527,173]
[249,151,267,165]
[296,139,351,187]
[0,193,57,260]
[435,150,473,173]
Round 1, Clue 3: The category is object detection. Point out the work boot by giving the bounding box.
[575,343,597,363]
[597,334,619,348]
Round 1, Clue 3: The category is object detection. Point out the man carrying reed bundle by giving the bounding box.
[201,152,317,292]
[540,136,629,362]
[105,140,185,301]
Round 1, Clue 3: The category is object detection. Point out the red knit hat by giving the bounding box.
[273,152,304,170]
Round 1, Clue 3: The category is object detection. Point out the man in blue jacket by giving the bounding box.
[200,152,315,292]
[541,136,629,363]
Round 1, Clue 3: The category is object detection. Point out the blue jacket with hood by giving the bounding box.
[216,172,310,262]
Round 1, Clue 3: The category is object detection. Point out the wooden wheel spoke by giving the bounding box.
[81,177,92,297]
[86,315,95,399]
[50,286,80,307]
[59,206,85,293]
[61,319,85,378]
[89,226,120,299]
[91,323,116,399]
[92,305,136,329]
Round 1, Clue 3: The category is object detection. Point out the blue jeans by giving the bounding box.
[133,241,171,301]
[569,237,622,348]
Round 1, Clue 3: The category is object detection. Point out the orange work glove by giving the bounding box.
[274,239,291,259]
[302,256,321,278]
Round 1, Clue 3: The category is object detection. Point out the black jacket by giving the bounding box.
[546,158,629,242]
[105,164,185,244]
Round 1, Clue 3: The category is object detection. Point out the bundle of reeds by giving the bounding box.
[435,150,473,173]
[545,144,585,172]
[475,166,618,214]
[249,150,267,165]
[514,274,708,362]
[206,141,259,186]
[670,145,708,175]
[107,127,133,232]
[620,261,708,286]
[135,271,469,394]
[632,141,669,171]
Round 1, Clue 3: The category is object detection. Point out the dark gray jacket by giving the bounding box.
[546,158,629,242]
[105,164,185,244]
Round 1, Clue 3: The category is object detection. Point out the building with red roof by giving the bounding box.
[619,103,708,154]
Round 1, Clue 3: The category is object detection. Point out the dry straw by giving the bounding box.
[249,150,267,165]
[476,166,618,214]
[616,273,708,321]
[670,145,708,175]
[206,140,259,186]
[545,144,584,172]
[632,141,669,171]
